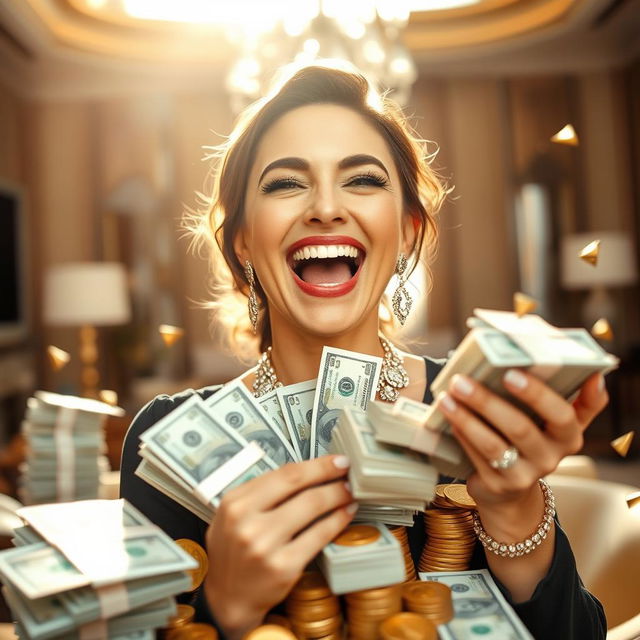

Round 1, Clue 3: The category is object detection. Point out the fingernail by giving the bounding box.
[598,375,605,393]
[344,481,352,493]
[333,455,350,469]
[504,369,528,390]
[438,391,458,412]
[452,375,474,396]
[346,503,358,515]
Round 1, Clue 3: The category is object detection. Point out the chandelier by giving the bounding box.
[223,1,417,113]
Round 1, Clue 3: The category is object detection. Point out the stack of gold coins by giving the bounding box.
[402,581,454,626]
[159,604,195,639]
[167,622,219,640]
[379,612,438,640]
[175,539,210,592]
[419,484,476,572]
[285,571,342,639]
[243,624,298,640]
[344,584,403,640]
[387,526,416,581]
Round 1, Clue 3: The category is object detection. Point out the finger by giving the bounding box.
[220,455,350,514]
[264,479,353,546]
[284,502,358,567]
[447,375,549,461]
[572,373,609,427]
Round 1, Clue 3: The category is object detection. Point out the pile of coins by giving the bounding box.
[344,584,403,640]
[379,612,437,640]
[387,526,416,581]
[245,624,298,640]
[418,484,477,572]
[402,581,454,627]
[167,623,219,639]
[158,604,195,639]
[175,539,209,592]
[285,572,342,639]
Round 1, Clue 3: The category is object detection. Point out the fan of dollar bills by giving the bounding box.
[18,391,124,506]
[0,499,196,640]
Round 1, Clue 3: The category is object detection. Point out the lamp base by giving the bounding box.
[79,325,100,399]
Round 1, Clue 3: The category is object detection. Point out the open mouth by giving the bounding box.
[287,238,365,297]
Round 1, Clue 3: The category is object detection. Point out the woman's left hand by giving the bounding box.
[436,369,609,511]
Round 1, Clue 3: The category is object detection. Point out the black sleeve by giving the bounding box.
[476,520,607,640]
[119,393,224,632]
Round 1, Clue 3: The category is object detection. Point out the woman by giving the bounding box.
[120,62,608,640]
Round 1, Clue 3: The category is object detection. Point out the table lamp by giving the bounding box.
[560,231,638,333]
[44,262,131,398]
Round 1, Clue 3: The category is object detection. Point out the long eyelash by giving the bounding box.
[260,176,303,193]
[346,171,390,188]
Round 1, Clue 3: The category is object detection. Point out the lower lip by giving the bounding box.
[291,264,362,298]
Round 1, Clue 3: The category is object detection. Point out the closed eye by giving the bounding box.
[260,176,306,193]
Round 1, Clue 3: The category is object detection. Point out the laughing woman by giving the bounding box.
[120,63,608,640]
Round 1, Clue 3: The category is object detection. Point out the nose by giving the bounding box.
[303,183,348,226]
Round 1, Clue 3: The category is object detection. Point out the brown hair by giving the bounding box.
[185,61,448,360]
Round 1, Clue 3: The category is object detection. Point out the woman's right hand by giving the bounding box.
[203,454,356,640]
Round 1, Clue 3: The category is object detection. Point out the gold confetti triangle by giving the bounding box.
[579,239,600,266]
[551,124,579,146]
[513,292,537,317]
[627,491,640,511]
[611,431,635,457]
[591,318,613,341]
[98,389,118,406]
[46,345,71,371]
[159,324,184,347]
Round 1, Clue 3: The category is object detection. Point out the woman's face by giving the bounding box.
[237,103,414,340]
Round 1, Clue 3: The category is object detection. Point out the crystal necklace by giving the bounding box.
[252,337,409,402]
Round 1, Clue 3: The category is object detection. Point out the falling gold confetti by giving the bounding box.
[611,431,635,458]
[627,491,640,511]
[579,239,600,266]
[98,389,118,406]
[47,345,71,371]
[513,292,537,317]
[159,324,184,347]
[551,124,579,146]
[591,318,613,341]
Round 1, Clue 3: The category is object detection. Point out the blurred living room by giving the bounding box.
[0,0,639,638]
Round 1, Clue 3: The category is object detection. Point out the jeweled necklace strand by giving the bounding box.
[252,337,409,402]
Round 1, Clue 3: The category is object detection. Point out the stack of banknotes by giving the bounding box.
[330,407,437,525]
[0,499,196,640]
[318,523,405,595]
[18,391,123,505]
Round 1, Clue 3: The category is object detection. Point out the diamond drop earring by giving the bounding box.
[244,260,259,334]
[392,254,412,325]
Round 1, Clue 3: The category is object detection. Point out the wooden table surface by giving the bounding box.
[0,624,16,639]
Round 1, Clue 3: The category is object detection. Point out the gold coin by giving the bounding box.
[166,604,195,628]
[264,615,292,630]
[379,612,437,640]
[402,581,452,605]
[345,584,403,601]
[286,597,340,620]
[290,615,342,635]
[242,624,298,640]
[168,623,218,640]
[288,572,332,602]
[434,484,448,500]
[175,539,209,591]
[334,524,381,546]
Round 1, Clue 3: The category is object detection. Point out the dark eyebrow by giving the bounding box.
[258,157,309,185]
[338,154,389,179]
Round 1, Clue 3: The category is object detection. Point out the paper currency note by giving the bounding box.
[255,390,299,462]
[205,380,295,466]
[277,379,316,461]
[418,569,534,640]
[311,347,382,458]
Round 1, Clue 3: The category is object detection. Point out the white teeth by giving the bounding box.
[291,244,362,263]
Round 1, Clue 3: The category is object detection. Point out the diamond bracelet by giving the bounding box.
[472,479,556,558]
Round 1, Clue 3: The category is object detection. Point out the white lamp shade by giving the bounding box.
[561,231,638,290]
[44,262,131,326]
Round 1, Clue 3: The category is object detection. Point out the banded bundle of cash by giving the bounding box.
[418,569,534,640]
[330,407,437,525]
[18,392,123,505]
[318,523,405,595]
[423,309,619,437]
[0,499,196,640]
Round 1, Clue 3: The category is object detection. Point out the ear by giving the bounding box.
[233,224,251,267]
[400,211,419,256]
